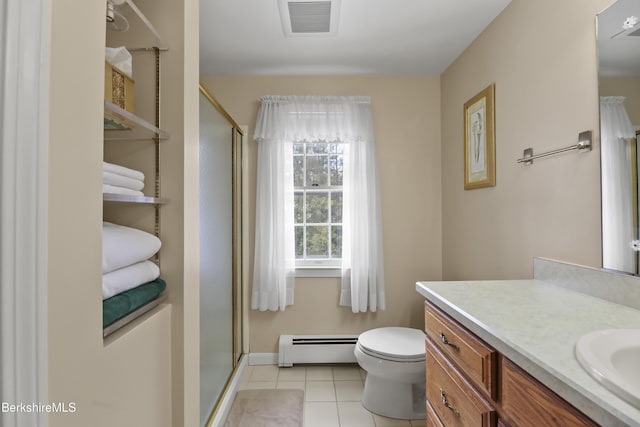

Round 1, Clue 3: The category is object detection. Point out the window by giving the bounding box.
[252,95,384,312]
[293,141,343,268]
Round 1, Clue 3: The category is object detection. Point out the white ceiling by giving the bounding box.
[597,0,640,77]
[199,0,512,76]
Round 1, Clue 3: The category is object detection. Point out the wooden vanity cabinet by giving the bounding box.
[500,358,599,427]
[424,301,598,427]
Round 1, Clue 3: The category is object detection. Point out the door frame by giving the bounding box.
[0,1,49,425]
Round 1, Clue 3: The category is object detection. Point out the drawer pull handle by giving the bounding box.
[440,389,460,417]
[439,332,460,351]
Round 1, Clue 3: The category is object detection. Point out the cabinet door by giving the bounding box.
[501,358,599,427]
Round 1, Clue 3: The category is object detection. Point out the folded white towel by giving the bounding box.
[103,161,145,181]
[102,260,160,299]
[103,184,144,197]
[103,221,161,274]
[103,171,144,191]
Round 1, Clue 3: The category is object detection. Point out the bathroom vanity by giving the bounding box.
[416,258,640,427]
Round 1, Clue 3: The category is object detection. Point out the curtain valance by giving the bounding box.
[253,95,375,143]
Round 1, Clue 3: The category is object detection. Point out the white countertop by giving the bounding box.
[416,279,640,427]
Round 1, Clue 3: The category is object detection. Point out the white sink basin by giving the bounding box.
[575,329,640,408]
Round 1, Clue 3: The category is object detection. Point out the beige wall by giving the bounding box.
[199,76,442,353]
[599,77,640,125]
[440,0,612,280]
[48,1,106,425]
[181,0,202,423]
[48,0,197,425]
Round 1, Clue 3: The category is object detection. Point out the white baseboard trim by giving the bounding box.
[248,352,278,365]
[210,354,249,427]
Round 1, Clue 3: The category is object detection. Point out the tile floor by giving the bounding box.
[238,364,426,427]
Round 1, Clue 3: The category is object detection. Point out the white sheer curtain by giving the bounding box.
[340,125,385,313]
[251,136,296,311]
[253,96,385,312]
[600,96,636,273]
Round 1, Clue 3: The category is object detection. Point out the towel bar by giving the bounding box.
[517,131,592,165]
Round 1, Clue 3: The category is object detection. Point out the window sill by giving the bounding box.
[295,268,341,278]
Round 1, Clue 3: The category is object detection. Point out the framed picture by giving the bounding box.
[464,84,495,189]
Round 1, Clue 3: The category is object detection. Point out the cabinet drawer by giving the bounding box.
[425,301,498,399]
[427,400,444,427]
[427,336,497,427]
[501,358,598,427]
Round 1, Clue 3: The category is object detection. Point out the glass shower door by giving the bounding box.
[199,90,235,426]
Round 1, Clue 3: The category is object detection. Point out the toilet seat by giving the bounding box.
[357,327,425,363]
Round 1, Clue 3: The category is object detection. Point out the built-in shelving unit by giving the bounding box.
[104,0,165,207]
[103,0,168,338]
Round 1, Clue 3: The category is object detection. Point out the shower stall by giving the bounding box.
[199,84,245,426]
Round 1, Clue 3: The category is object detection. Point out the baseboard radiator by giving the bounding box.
[278,334,359,367]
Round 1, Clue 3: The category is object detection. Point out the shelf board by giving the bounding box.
[107,0,168,49]
[103,293,167,338]
[104,100,169,140]
[103,193,168,205]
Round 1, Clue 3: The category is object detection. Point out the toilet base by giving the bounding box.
[361,373,426,420]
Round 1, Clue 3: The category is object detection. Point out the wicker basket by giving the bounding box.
[104,61,135,129]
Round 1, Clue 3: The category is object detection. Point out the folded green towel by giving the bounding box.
[103,278,166,328]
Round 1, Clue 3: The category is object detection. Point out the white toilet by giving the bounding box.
[354,327,426,420]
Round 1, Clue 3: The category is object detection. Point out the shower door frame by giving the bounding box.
[199,83,245,427]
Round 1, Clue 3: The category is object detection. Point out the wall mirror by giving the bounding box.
[598,0,640,275]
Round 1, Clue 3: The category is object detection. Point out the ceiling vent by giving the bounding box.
[278,0,341,36]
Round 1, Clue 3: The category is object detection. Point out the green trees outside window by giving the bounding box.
[293,141,343,261]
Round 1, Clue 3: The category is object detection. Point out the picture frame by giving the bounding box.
[464,84,495,189]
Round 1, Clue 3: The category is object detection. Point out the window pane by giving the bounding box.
[329,155,343,186]
[293,156,304,187]
[331,192,342,223]
[295,226,304,258]
[332,226,342,258]
[306,142,328,154]
[306,192,328,223]
[329,143,344,154]
[306,155,328,186]
[294,192,303,224]
[306,226,329,257]
[293,141,345,265]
